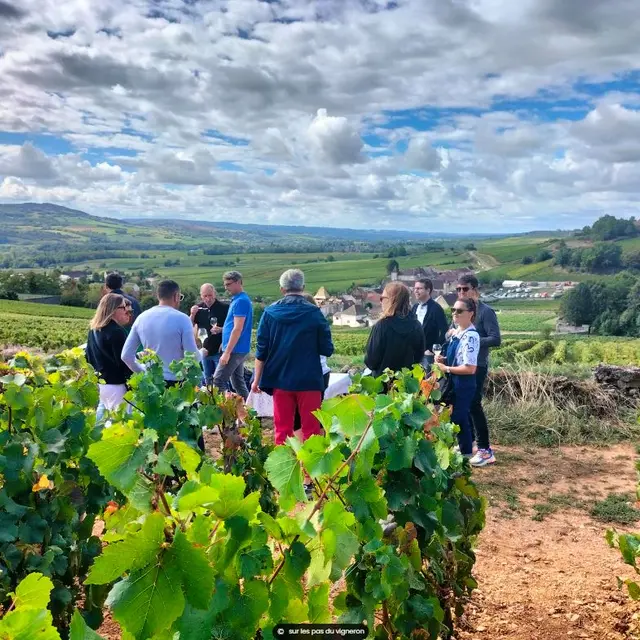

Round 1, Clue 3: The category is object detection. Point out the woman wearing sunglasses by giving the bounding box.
[435,298,480,459]
[86,293,133,421]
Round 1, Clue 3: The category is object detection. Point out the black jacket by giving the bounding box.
[85,320,132,385]
[365,315,425,378]
[411,298,448,350]
[194,300,229,354]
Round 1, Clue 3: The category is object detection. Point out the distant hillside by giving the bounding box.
[130,217,498,242]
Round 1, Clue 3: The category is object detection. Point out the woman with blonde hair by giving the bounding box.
[85,293,133,420]
[364,282,425,378]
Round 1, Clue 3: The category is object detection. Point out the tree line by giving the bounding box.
[560,272,640,337]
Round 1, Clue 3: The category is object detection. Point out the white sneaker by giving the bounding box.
[470,448,496,467]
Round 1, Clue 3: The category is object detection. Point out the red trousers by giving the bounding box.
[273,389,323,445]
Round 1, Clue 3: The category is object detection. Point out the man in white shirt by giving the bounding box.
[121,279,202,384]
[411,278,448,368]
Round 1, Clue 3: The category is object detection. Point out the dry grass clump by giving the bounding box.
[484,365,639,446]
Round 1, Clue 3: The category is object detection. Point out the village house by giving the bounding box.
[332,304,370,328]
[387,266,473,295]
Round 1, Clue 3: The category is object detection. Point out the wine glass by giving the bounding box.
[210,317,218,335]
[432,344,442,359]
[198,328,208,344]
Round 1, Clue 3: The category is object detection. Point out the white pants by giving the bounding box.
[97,384,128,421]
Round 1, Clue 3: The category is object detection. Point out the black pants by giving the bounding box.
[469,366,490,450]
[293,373,330,432]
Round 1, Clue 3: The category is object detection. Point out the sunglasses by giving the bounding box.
[452,308,469,315]
[456,286,471,292]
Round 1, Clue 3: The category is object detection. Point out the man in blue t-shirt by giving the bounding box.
[212,270,253,399]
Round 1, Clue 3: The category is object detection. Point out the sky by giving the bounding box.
[1,0,640,233]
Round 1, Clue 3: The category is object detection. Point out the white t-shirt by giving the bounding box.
[452,326,480,367]
[121,305,202,381]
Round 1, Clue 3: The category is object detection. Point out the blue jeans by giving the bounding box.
[203,353,221,385]
[452,376,477,455]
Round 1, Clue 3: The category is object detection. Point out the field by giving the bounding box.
[0,299,94,319]
[68,249,472,298]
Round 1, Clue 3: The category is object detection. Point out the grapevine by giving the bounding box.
[0,350,485,639]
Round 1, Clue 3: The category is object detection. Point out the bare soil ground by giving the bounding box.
[458,444,640,640]
[98,440,640,639]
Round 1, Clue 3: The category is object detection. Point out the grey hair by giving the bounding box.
[223,271,243,284]
[279,268,305,293]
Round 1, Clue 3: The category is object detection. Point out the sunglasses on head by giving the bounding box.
[456,286,471,292]
[452,307,469,315]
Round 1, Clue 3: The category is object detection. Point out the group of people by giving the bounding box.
[85,271,253,416]
[85,267,500,468]
[364,274,501,466]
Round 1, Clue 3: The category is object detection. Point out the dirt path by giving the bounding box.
[458,444,640,640]
[469,251,500,272]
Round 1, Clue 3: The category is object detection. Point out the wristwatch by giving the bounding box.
[445,366,451,374]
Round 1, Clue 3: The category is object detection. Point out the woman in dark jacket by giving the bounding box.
[85,293,133,421]
[365,282,425,378]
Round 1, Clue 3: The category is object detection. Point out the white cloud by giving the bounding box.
[0,143,58,179]
[1,0,640,231]
[307,109,365,166]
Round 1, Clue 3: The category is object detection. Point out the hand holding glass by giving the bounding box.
[432,344,442,358]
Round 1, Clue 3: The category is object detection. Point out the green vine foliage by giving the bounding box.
[0,349,113,634]
[83,356,485,640]
[1,350,485,640]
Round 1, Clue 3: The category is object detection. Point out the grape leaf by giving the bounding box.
[320,395,375,438]
[154,449,179,476]
[173,441,200,476]
[86,513,165,585]
[166,530,214,610]
[87,424,154,493]
[106,560,185,640]
[386,436,417,471]
[0,608,60,640]
[264,447,305,508]
[177,475,260,521]
[296,435,343,479]
[308,584,331,623]
[12,572,54,610]
[69,610,104,640]
[307,547,331,588]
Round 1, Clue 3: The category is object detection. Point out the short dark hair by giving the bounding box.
[458,274,479,289]
[157,279,180,300]
[105,272,123,290]
[416,278,433,294]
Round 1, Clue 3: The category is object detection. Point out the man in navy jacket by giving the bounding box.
[411,278,448,367]
[251,269,334,446]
